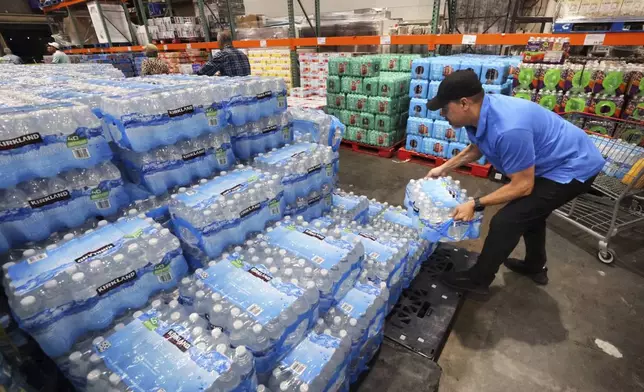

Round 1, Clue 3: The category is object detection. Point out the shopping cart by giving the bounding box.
[554,113,644,264]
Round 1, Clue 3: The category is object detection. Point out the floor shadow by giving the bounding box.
[451,271,569,350]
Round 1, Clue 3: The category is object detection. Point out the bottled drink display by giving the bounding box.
[118,130,236,195]
[0,162,130,252]
[405,177,482,242]
[254,142,339,218]
[169,166,285,261]
[58,295,257,392]
[3,217,189,357]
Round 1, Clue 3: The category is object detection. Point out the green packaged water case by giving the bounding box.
[326,93,346,109]
[374,114,397,132]
[345,126,360,141]
[355,128,368,143]
[350,57,378,77]
[329,57,350,76]
[368,130,394,146]
[363,77,379,96]
[327,76,341,93]
[399,55,421,72]
[346,111,362,128]
[346,94,369,111]
[359,112,374,130]
[368,97,398,115]
[341,77,363,94]
[381,55,400,72]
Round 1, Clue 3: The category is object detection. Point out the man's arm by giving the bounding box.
[197,54,223,76]
[426,144,482,178]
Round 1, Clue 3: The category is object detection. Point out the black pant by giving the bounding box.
[469,175,597,286]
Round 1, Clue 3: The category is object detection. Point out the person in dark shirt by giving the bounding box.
[197,30,250,77]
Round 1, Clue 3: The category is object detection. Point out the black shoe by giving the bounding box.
[440,271,490,295]
[503,258,549,285]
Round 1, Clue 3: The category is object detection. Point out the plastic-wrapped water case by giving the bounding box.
[405,134,423,153]
[59,298,257,392]
[182,254,321,376]
[362,77,379,97]
[411,58,431,80]
[0,102,112,189]
[328,57,351,76]
[326,76,341,94]
[406,117,433,137]
[0,162,130,250]
[400,55,421,72]
[326,93,346,110]
[410,79,429,99]
[289,108,345,152]
[262,220,364,313]
[480,62,508,85]
[268,328,352,392]
[346,94,369,112]
[169,167,285,259]
[409,98,428,118]
[4,217,189,357]
[331,190,369,224]
[404,178,482,242]
[119,130,236,196]
[368,97,398,116]
[340,77,363,95]
[229,113,294,161]
[254,142,338,208]
[324,280,388,382]
[429,57,461,81]
[100,83,230,152]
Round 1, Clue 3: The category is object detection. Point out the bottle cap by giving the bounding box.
[191,327,203,337]
[216,344,227,354]
[235,346,247,356]
[160,228,170,236]
[72,272,85,282]
[211,293,222,301]
[133,311,143,319]
[98,220,108,227]
[170,312,181,322]
[280,382,290,391]
[113,254,124,262]
[211,328,222,338]
[350,318,358,326]
[300,384,310,392]
[128,243,139,251]
[87,369,101,382]
[230,307,241,317]
[108,373,122,385]
[195,290,205,299]
[46,244,57,251]
[22,249,35,257]
[233,320,244,330]
[324,328,332,335]
[114,323,125,331]
[44,279,58,290]
[89,353,101,364]
[340,329,348,338]
[189,313,200,323]
[69,351,82,362]
[253,324,263,333]
[148,238,159,246]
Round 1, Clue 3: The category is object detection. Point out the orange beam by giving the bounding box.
[63,32,644,54]
[43,0,127,13]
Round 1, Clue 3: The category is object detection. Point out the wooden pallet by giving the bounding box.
[396,148,492,178]
[340,138,405,158]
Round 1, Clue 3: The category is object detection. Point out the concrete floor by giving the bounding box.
[338,149,644,392]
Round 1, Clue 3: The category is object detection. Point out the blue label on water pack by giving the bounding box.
[367,203,385,219]
[340,229,395,264]
[336,286,377,320]
[96,316,231,391]
[7,218,151,295]
[417,179,460,208]
[280,332,341,384]
[266,226,347,270]
[332,193,360,212]
[175,169,261,209]
[381,208,413,227]
[255,143,316,166]
[198,258,301,325]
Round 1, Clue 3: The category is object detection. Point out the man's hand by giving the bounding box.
[425,166,446,179]
[452,199,476,222]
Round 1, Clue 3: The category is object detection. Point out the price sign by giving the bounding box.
[584,33,605,46]
[462,35,477,45]
[380,36,391,45]
[317,37,326,45]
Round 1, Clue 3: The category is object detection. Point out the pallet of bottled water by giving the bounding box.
[331,190,370,225]
[254,142,339,210]
[179,253,320,377]
[405,178,482,242]
[0,162,130,252]
[118,130,236,195]
[368,203,437,289]
[289,108,345,152]
[324,280,388,383]
[267,322,354,392]
[229,113,293,161]
[3,217,189,357]
[0,101,112,189]
[59,295,257,392]
[170,166,285,260]
[224,76,288,126]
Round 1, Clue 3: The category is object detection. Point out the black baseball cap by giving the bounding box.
[426,69,484,111]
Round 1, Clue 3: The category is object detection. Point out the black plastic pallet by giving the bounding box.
[384,245,477,361]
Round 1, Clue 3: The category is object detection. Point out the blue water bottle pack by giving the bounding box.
[4,217,189,357]
[230,112,293,161]
[289,108,345,152]
[331,190,370,224]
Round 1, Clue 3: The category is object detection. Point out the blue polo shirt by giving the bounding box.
[466,95,605,183]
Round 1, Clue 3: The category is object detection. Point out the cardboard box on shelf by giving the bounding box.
[236,14,265,28]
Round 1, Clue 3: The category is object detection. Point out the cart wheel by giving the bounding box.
[597,249,615,264]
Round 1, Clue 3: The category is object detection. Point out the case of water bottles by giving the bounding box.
[331,190,370,225]
[404,178,483,243]
[230,113,293,161]
[180,251,322,377]
[254,143,339,211]
[0,102,112,189]
[170,166,286,261]
[289,108,345,152]
[118,130,236,196]
[59,295,257,392]
[0,162,130,252]
[3,217,189,357]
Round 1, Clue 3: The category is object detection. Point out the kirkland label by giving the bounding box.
[256,91,272,100]
[307,163,322,173]
[262,125,278,134]
[75,244,114,263]
[0,132,43,151]
[248,267,272,283]
[28,190,71,209]
[163,329,192,352]
[96,271,137,296]
[182,148,206,161]
[303,229,325,241]
[358,232,377,241]
[221,183,243,196]
[168,105,194,117]
[240,203,261,218]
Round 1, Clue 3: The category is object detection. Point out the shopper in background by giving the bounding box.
[140,44,170,76]
[0,48,22,64]
[47,43,70,64]
[197,30,250,77]
[425,70,605,294]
